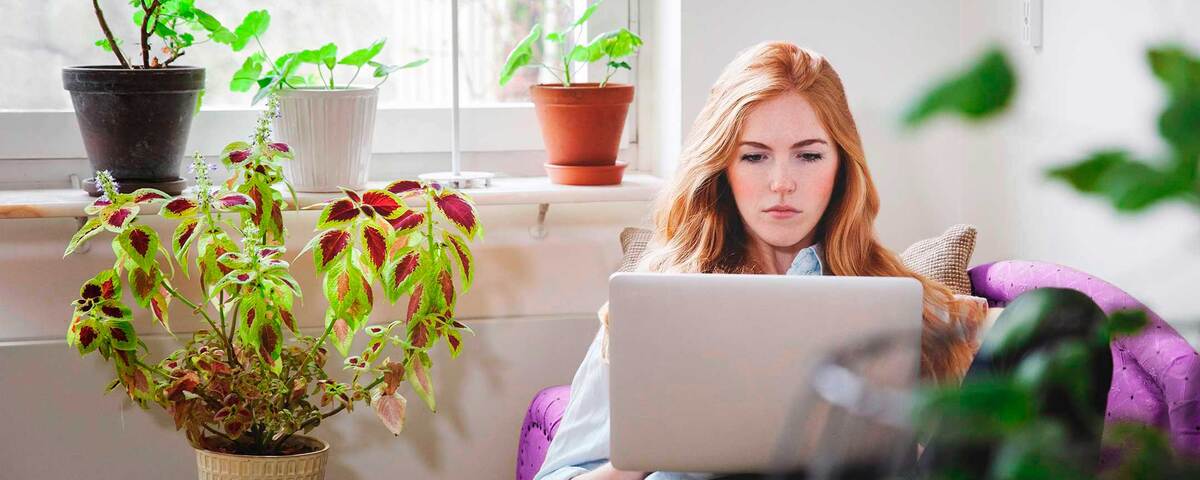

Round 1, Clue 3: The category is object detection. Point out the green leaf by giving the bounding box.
[1047,150,1191,212]
[572,1,602,28]
[231,10,270,52]
[193,9,223,33]
[318,42,338,71]
[546,32,564,43]
[499,23,542,86]
[105,319,139,351]
[94,38,123,53]
[903,47,1016,127]
[598,28,642,59]
[65,217,104,257]
[236,296,265,346]
[1107,310,1150,338]
[230,53,265,92]
[383,249,426,303]
[1147,45,1200,99]
[117,224,160,271]
[407,352,436,412]
[338,38,386,67]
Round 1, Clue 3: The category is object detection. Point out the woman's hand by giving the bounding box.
[573,462,647,480]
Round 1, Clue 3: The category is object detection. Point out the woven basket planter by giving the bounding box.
[194,436,329,480]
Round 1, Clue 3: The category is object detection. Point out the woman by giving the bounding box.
[534,41,979,480]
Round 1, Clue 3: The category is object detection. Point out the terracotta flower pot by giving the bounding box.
[194,435,329,480]
[530,83,634,185]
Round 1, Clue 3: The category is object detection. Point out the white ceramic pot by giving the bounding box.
[274,87,379,192]
[195,436,329,480]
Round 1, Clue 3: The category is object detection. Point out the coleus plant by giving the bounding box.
[499,0,642,88]
[222,10,429,104]
[63,96,481,454]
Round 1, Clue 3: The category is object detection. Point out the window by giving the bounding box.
[0,0,637,187]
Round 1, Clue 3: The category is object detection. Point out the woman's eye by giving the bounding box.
[798,152,823,162]
[740,153,766,163]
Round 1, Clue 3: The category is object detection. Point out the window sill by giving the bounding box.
[0,174,664,220]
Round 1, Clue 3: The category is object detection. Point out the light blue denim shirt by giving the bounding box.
[534,244,825,480]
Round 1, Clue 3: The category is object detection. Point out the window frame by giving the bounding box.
[0,0,642,186]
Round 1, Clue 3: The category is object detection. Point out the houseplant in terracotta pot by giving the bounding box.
[499,0,642,186]
[64,1,260,196]
[63,98,481,479]
[225,11,428,193]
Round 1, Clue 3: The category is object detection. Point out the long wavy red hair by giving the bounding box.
[634,41,977,382]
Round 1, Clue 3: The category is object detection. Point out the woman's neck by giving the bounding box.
[745,232,816,275]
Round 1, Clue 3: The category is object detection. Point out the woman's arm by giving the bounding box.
[573,463,647,480]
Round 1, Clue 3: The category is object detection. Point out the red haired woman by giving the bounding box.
[536,41,980,480]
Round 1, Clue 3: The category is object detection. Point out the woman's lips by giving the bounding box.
[764,206,799,219]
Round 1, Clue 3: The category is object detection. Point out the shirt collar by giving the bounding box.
[785,243,825,276]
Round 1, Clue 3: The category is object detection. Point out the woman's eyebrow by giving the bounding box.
[738,139,828,149]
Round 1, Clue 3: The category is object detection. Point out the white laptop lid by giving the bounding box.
[608,273,923,473]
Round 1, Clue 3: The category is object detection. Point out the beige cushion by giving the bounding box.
[617,227,654,272]
[899,224,977,295]
[616,224,978,295]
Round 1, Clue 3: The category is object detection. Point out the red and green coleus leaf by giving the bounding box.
[325,311,365,358]
[383,249,426,303]
[407,352,436,412]
[360,222,390,278]
[64,216,105,257]
[198,230,238,289]
[317,198,360,230]
[389,210,425,237]
[171,218,201,272]
[67,314,103,355]
[149,292,171,332]
[236,296,265,344]
[129,188,170,205]
[214,192,255,212]
[443,232,474,293]
[438,269,456,309]
[372,387,407,436]
[304,228,352,273]
[445,328,463,359]
[105,319,139,351]
[118,224,160,271]
[80,269,122,302]
[385,179,423,197]
[161,197,198,219]
[323,263,374,319]
[434,192,480,239]
[359,189,406,220]
[102,204,140,233]
[84,196,114,215]
[128,265,162,309]
[255,315,284,370]
[406,284,429,325]
[221,141,252,168]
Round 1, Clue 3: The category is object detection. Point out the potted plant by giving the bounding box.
[63,97,481,479]
[499,0,642,186]
[64,1,256,196]
[223,11,428,193]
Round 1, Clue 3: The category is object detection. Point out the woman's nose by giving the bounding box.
[769,169,796,194]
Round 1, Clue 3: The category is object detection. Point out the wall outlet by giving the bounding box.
[1022,0,1043,48]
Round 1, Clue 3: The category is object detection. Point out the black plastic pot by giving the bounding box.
[62,66,205,196]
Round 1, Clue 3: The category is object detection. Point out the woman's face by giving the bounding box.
[726,92,840,250]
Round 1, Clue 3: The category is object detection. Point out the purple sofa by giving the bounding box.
[515,261,1200,479]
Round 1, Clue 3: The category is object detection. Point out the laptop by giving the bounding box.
[607,273,923,474]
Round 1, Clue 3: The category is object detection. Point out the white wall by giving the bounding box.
[957,0,1200,327]
[0,202,652,479]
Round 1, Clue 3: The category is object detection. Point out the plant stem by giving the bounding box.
[254,36,297,89]
[347,66,363,87]
[139,0,162,68]
[91,0,130,68]
[202,423,236,444]
[164,283,239,369]
[275,376,385,450]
